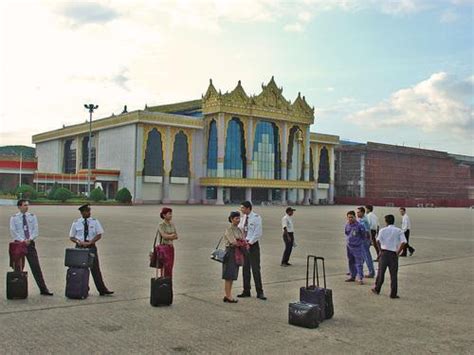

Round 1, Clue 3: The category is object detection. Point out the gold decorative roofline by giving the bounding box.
[310,132,340,145]
[202,77,315,124]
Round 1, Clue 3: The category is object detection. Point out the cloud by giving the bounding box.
[55,2,120,26]
[284,23,304,32]
[348,72,474,136]
[440,9,459,23]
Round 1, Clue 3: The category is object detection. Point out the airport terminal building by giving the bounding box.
[32,77,339,205]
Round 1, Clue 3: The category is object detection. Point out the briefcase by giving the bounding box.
[6,271,28,300]
[65,248,95,268]
[288,302,320,329]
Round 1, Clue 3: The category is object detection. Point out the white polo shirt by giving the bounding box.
[69,217,104,241]
[281,214,294,233]
[401,214,411,232]
[377,225,407,252]
[367,212,379,231]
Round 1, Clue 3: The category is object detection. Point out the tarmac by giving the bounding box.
[1,204,473,354]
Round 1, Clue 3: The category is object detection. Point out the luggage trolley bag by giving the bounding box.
[65,267,90,299]
[299,255,326,321]
[288,301,320,329]
[150,268,173,307]
[6,271,28,300]
[65,248,95,268]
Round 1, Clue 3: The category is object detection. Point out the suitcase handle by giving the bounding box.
[306,255,327,289]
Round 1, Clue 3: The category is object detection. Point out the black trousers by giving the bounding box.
[374,250,399,297]
[77,245,108,293]
[15,241,49,292]
[400,230,415,256]
[243,242,264,295]
[281,232,294,264]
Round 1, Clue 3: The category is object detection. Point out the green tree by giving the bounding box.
[48,182,60,200]
[116,187,132,203]
[15,185,38,200]
[90,187,106,202]
[54,187,73,202]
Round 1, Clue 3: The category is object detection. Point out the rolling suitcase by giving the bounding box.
[6,271,28,300]
[65,267,89,299]
[288,302,320,329]
[150,267,173,307]
[300,255,326,322]
[316,256,334,320]
[65,248,95,268]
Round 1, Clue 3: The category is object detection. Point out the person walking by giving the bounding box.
[9,199,53,296]
[222,211,248,303]
[366,205,380,258]
[237,201,267,300]
[157,207,178,278]
[399,207,415,256]
[357,207,376,278]
[69,204,113,296]
[372,214,407,299]
[281,207,296,267]
[345,211,365,285]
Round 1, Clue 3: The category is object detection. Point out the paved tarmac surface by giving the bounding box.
[1,205,473,354]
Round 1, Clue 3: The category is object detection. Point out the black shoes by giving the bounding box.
[40,290,53,296]
[100,290,114,296]
[237,292,251,298]
[223,297,238,303]
[409,249,415,256]
[256,294,267,300]
[390,295,400,299]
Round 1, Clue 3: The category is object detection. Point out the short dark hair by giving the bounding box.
[228,211,240,223]
[357,206,365,214]
[385,214,395,225]
[241,201,252,210]
[400,207,406,212]
[347,210,356,217]
[365,205,373,212]
[17,199,28,207]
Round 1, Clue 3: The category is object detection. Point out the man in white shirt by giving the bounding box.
[365,205,380,258]
[371,214,407,299]
[9,199,53,295]
[399,207,415,256]
[237,201,266,300]
[281,207,296,267]
[69,204,113,296]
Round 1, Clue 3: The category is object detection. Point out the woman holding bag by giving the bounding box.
[222,211,248,303]
[157,207,178,278]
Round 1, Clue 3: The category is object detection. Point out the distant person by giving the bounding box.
[69,204,113,296]
[366,205,380,258]
[157,207,178,278]
[357,207,376,278]
[238,201,267,300]
[222,211,248,303]
[399,207,415,256]
[344,211,365,285]
[371,214,407,299]
[9,199,53,296]
[281,207,296,267]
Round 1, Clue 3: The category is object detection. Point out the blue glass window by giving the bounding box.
[82,135,96,169]
[64,139,76,174]
[252,121,280,179]
[310,147,315,181]
[318,146,330,183]
[143,128,164,176]
[207,120,218,177]
[171,131,189,177]
[224,118,246,178]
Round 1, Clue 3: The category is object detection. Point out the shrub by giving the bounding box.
[116,187,132,203]
[54,187,73,202]
[47,183,60,200]
[90,187,106,202]
[15,185,38,200]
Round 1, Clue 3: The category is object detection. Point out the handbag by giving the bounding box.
[210,236,227,263]
[149,228,163,268]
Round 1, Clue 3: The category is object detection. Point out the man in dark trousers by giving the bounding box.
[69,204,113,296]
[399,207,415,256]
[237,201,266,300]
[281,207,296,266]
[9,199,53,295]
[371,214,407,299]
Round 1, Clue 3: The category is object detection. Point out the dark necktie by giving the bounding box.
[22,214,30,240]
[243,215,249,238]
[84,219,89,241]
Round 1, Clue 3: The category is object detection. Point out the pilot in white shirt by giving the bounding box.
[281,207,296,266]
[399,207,415,256]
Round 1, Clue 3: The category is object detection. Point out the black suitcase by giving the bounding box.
[300,255,326,322]
[150,277,173,307]
[66,267,89,299]
[288,302,320,329]
[6,271,28,300]
[65,248,95,268]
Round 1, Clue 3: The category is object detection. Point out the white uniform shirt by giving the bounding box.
[401,214,411,232]
[377,225,407,252]
[238,211,263,245]
[367,212,379,231]
[10,212,39,241]
[69,217,104,241]
[281,214,294,233]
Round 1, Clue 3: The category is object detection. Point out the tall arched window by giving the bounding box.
[143,128,164,176]
[224,118,246,178]
[252,121,280,179]
[82,135,96,169]
[318,146,330,183]
[64,139,76,173]
[287,126,303,180]
[310,147,315,181]
[171,131,189,177]
[207,120,218,177]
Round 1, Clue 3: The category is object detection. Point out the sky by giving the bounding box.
[0,0,473,155]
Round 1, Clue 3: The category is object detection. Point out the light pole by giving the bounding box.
[84,104,98,197]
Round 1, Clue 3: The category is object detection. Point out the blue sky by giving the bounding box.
[0,0,472,155]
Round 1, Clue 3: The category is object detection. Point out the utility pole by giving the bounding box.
[84,104,98,197]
